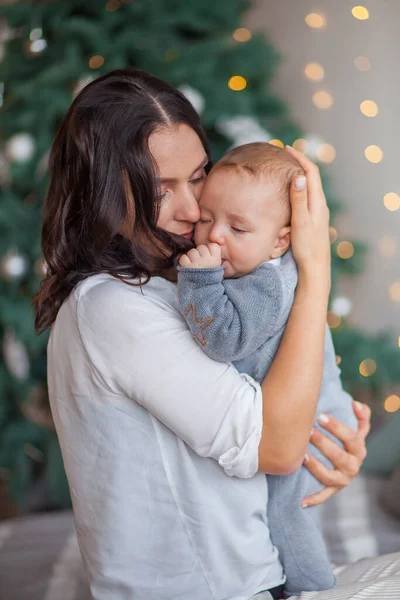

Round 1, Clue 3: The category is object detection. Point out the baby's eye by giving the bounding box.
[231,226,247,234]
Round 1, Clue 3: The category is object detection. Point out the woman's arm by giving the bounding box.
[258,149,331,474]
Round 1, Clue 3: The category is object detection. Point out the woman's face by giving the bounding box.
[150,124,208,239]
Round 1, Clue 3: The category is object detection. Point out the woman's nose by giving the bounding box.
[175,190,200,223]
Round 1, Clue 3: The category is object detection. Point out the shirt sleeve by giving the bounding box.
[76,278,263,478]
[177,264,285,362]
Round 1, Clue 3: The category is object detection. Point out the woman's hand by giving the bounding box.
[301,401,371,507]
[286,145,331,286]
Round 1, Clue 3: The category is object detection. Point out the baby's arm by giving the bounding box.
[177,243,285,362]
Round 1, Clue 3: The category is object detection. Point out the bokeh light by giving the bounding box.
[389,282,400,302]
[337,241,355,259]
[383,193,400,211]
[354,56,371,71]
[233,28,252,42]
[304,63,325,81]
[364,145,383,163]
[89,55,104,69]
[327,311,342,329]
[316,143,336,163]
[360,100,379,117]
[329,226,338,243]
[228,75,247,91]
[352,6,370,20]
[312,91,334,109]
[269,139,285,148]
[305,13,326,29]
[359,359,377,377]
[384,395,400,413]
[378,236,397,257]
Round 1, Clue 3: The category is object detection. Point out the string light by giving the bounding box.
[378,236,397,257]
[364,145,383,163]
[89,55,104,69]
[383,193,400,211]
[327,311,342,329]
[354,56,371,71]
[312,91,333,109]
[384,395,400,413]
[352,6,370,20]
[269,139,284,148]
[233,28,252,42]
[292,138,307,152]
[398,336,400,348]
[336,356,342,365]
[337,241,354,259]
[228,76,247,91]
[389,282,400,303]
[329,226,338,243]
[305,13,326,29]
[359,359,377,377]
[360,100,378,117]
[316,143,336,163]
[304,63,325,81]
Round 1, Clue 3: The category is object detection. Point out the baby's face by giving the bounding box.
[195,169,286,278]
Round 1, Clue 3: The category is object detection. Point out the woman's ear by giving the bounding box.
[270,226,291,258]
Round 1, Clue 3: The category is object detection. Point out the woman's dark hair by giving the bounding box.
[32,67,210,334]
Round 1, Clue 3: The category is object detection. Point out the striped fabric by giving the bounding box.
[0,475,399,600]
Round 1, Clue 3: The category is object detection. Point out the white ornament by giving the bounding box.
[331,296,353,317]
[6,133,35,163]
[179,85,205,115]
[0,249,28,280]
[2,328,30,380]
[216,115,272,148]
[72,75,95,98]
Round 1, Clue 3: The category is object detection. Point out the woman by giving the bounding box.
[33,68,383,600]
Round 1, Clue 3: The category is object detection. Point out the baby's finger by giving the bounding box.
[186,248,201,261]
[179,254,192,267]
[196,245,211,258]
[208,243,221,259]
[302,485,340,508]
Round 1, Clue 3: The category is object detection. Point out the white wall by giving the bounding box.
[246,0,400,339]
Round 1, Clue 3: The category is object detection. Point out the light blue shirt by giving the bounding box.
[47,273,285,600]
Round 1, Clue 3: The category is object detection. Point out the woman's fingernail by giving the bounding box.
[294,175,306,190]
[354,401,363,410]
[318,413,329,425]
[303,453,310,463]
[302,503,309,508]
[310,428,316,436]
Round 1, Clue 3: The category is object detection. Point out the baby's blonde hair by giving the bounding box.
[212,142,305,222]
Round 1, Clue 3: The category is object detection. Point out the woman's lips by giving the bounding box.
[181,231,194,239]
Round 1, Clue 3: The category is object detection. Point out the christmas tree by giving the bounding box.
[1,0,399,510]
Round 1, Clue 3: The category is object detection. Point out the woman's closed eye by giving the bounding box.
[190,172,206,185]
[231,226,247,234]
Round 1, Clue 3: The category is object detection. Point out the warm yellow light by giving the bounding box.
[89,55,105,69]
[360,100,378,117]
[165,48,180,62]
[359,359,377,377]
[316,143,336,163]
[233,28,252,42]
[384,395,400,413]
[312,91,333,109]
[383,192,400,211]
[337,241,354,259]
[398,336,400,348]
[378,236,397,257]
[389,282,400,302]
[105,0,121,10]
[305,13,326,29]
[269,139,285,148]
[329,226,338,243]
[228,76,247,91]
[304,63,325,81]
[365,145,383,163]
[327,311,342,329]
[336,355,342,365]
[292,138,307,152]
[352,6,370,20]
[354,56,371,71]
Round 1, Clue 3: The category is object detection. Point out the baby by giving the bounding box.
[177,142,357,596]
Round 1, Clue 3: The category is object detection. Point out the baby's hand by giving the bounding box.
[179,243,222,269]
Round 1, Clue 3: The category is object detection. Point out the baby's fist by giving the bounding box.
[179,243,222,269]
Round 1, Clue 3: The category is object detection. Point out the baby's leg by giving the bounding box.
[267,452,336,597]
